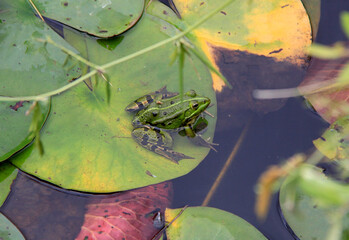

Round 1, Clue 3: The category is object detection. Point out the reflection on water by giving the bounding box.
[1,0,349,240]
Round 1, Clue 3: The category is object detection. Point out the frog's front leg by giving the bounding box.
[132,127,194,164]
[179,119,218,151]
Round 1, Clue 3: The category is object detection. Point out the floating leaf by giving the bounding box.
[280,167,349,240]
[31,0,145,38]
[313,116,349,160]
[0,162,18,207]
[0,100,50,162]
[0,213,25,240]
[0,0,81,97]
[11,14,216,192]
[299,55,349,124]
[75,182,172,240]
[165,207,267,240]
[149,0,315,91]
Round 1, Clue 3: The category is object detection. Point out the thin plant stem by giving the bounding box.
[43,36,104,72]
[27,0,45,22]
[151,205,188,240]
[0,0,236,102]
[202,119,251,206]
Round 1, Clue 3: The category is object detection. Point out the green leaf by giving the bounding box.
[10,14,216,192]
[31,0,145,38]
[0,213,25,240]
[307,43,347,59]
[0,162,18,207]
[313,116,349,160]
[0,0,81,97]
[341,11,349,39]
[280,168,349,240]
[0,100,50,162]
[165,207,267,240]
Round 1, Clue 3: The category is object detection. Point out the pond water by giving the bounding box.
[1,0,349,239]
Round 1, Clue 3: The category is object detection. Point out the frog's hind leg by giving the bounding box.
[132,127,194,164]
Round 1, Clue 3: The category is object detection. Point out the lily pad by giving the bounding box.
[0,0,81,97]
[0,162,18,207]
[0,100,50,162]
[75,182,172,240]
[149,0,315,92]
[313,116,349,160]
[11,14,216,192]
[31,0,145,38]
[280,170,349,240]
[165,207,267,240]
[0,213,25,240]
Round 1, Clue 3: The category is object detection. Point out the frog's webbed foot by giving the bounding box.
[132,127,194,164]
[153,146,194,164]
[189,134,219,152]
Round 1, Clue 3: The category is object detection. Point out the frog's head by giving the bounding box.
[184,96,211,121]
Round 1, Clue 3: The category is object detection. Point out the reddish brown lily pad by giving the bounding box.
[299,56,349,124]
[75,182,173,240]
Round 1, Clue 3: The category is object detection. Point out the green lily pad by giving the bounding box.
[280,170,349,240]
[0,0,81,97]
[0,162,18,207]
[165,207,267,240]
[313,116,349,160]
[32,0,145,38]
[0,213,25,240]
[0,100,50,162]
[10,14,216,192]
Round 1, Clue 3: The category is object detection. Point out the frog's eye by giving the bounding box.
[186,90,196,97]
[190,101,199,110]
[152,111,158,117]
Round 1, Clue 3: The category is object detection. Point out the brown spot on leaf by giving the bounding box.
[163,10,168,15]
[99,30,108,33]
[200,2,205,6]
[63,2,68,6]
[281,4,289,8]
[10,101,28,111]
[268,48,283,55]
[220,11,227,15]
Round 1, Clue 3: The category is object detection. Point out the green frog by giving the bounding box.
[125,87,216,164]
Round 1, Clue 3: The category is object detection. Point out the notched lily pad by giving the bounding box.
[165,207,267,240]
[11,14,217,192]
[0,100,50,162]
[32,0,145,37]
[0,0,81,97]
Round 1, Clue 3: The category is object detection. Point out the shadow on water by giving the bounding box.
[1,0,349,240]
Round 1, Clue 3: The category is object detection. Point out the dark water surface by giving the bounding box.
[2,1,349,239]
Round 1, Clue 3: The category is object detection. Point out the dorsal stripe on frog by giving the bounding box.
[144,97,209,125]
